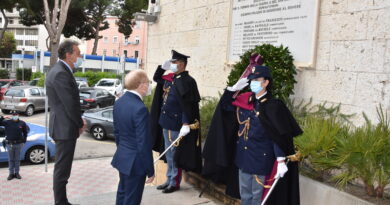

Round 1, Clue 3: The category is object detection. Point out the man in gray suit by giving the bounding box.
[46,40,86,205]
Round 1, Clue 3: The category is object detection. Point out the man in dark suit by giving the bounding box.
[111,69,155,205]
[46,40,86,205]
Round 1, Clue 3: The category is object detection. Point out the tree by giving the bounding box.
[116,0,148,38]
[0,0,20,42]
[19,0,111,57]
[19,0,72,66]
[81,0,111,55]
[0,31,16,58]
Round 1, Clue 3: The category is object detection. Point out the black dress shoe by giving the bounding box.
[7,174,14,180]
[162,186,179,194]
[14,173,22,179]
[157,183,169,190]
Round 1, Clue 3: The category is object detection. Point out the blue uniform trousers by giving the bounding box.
[162,129,182,187]
[6,143,23,174]
[115,172,146,205]
[239,169,265,205]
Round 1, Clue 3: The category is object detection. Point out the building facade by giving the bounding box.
[0,8,49,55]
[85,16,147,68]
[145,0,390,125]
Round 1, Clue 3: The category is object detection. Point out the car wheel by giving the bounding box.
[26,146,46,164]
[25,105,34,116]
[2,109,10,114]
[91,125,106,140]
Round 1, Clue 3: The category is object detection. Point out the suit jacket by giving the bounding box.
[111,92,154,177]
[46,61,83,140]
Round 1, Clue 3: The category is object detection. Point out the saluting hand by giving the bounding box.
[161,60,171,71]
[227,78,249,92]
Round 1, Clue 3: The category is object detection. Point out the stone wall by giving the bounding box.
[146,0,390,125]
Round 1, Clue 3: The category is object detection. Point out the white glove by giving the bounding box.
[179,125,190,137]
[275,157,288,178]
[227,78,249,92]
[162,60,171,70]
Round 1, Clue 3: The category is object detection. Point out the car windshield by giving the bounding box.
[80,91,92,99]
[5,89,25,97]
[96,80,114,87]
[0,81,9,87]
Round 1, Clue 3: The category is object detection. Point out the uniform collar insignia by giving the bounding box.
[260,98,267,103]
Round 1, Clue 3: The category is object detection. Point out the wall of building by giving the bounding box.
[145,0,389,125]
[85,17,147,68]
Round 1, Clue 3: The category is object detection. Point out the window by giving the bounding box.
[103,49,107,55]
[104,37,108,43]
[135,36,140,44]
[39,88,45,96]
[29,88,40,96]
[112,49,117,56]
[16,40,24,46]
[25,29,38,35]
[25,40,38,46]
[11,81,22,86]
[9,19,14,24]
[102,110,113,119]
[16,29,24,35]
[124,37,129,44]
[113,36,118,43]
[134,50,139,58]
[5,89,25,97]
[96,91,104,97]
[135,21,141,29]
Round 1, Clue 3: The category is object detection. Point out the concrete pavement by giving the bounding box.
[0,157,222,205]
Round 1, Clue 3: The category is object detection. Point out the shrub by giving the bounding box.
[0,69,10,79]
[37,75,45,87]
[199,97,219,140]
[16,68,32,81]
[74,71,121,87]
[330,106,390,198]
[227,44,297,101]
[31,71,44,79]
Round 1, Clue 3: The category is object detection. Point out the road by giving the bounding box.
[0,110,117,167]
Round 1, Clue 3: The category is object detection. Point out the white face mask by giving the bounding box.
[170,63,178,73]
[146,83,152,96]
[73,57,83,68]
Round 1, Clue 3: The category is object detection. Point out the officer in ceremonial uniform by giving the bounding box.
[151,50,202,194]
[0,111,30,181]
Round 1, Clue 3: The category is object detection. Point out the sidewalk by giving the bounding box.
[0,157,222,205]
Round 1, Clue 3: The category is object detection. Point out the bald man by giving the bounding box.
[111,70,155,205]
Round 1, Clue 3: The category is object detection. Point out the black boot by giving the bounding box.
[157,182,169,190]
[14,173,22,179]
[7,174,14,180]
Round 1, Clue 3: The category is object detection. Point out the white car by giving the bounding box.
[76,81,89,89]
[94,78,122,96]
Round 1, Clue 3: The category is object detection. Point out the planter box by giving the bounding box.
[185,172,373,205]
[300,175,373,205]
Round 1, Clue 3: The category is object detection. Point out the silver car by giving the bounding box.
[83,106,114,140]
[0,86,46,116]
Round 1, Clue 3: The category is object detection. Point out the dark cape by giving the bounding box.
[202,90,302,204]
[151,65,202,173]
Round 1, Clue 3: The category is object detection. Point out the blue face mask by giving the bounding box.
[73,57,83,68]
[170,63,178,73]
[12,116,19,121]
[250,81,263,94]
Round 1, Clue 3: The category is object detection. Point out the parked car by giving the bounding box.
[83,106,114,140]
[0,86,46,116]
[28,78,42,87]
[0,123,56,164]
[79,88,115,111]
[76,81,89,89]
[0,79,26,101]
[94,78,122,96]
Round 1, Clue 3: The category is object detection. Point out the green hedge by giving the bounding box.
[16,68,32,81]
[0,69,10,79]
[74,71,121,87]
[31,71,44,79]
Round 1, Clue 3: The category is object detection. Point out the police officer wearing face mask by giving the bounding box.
[0,111,30,180]
[203,65,302,205]
[150,50,202,194]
